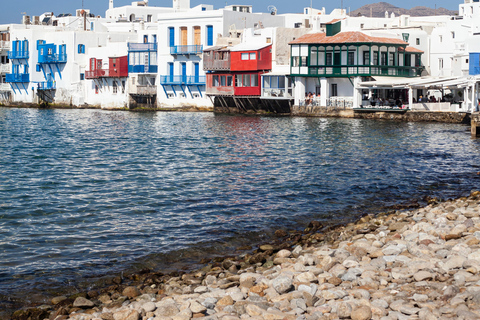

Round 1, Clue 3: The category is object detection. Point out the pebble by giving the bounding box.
[21,191,480,320]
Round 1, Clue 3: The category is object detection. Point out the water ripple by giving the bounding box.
[0,107,479,307]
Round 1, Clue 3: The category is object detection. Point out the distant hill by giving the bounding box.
[349,2,458,17]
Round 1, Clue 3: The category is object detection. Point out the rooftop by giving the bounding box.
[290,31,408,46]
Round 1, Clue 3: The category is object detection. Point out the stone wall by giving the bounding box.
[291,105,471,124]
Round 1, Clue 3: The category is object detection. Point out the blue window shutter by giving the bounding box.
[194,62,199,76]
[169,27,175,47]
[181,62,186,82]
[207,26,213,46]
[80,73,85,80]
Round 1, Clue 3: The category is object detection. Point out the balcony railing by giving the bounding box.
[6,73,30,83]
[8,51,29,59]
[263,88,292,98]
[85,69,109,79]
[38,53,67,64]
[129,85,157,95]
[160,75,206,85]
[128,65,158,73]
[0,64,11,73]
[170,45,203,55]
[128,42,157,52]
[0,41,11,50]
[302,65,423,77]
[36,81,56,90]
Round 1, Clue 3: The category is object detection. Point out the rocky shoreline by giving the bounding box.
[11,191,480,320]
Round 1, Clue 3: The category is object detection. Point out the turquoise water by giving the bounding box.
[0,107,479,311]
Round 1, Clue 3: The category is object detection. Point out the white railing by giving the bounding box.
[0,41,10,50]
[299,97,322,107]
[0,83,11,91]
[0,64,11,73]
[263,88,292,98]
[411,102,454,112]
[327,96,354,108]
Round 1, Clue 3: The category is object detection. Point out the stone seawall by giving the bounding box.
[291,105,471,124]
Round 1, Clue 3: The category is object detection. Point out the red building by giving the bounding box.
[204,44,272,97]
[86,56,128,79]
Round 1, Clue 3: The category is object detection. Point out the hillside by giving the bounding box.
[349,2,458,17]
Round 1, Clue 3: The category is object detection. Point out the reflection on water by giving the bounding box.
[0,107,479,312]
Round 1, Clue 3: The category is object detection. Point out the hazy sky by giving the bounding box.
[0,0,460,24]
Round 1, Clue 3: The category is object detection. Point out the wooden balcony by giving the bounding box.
[293,64,424,78]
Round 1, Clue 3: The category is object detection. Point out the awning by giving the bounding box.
[358,76,414,88]
[358,76,471,89]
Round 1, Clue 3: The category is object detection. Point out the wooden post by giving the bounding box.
[473,118,479,137]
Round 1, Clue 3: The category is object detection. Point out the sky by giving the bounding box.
[0,0,460,25]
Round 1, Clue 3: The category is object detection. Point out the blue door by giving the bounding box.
[168,62,174,82]
[169,27,175,47]
[181,62,187,83]
[194,63,199,83]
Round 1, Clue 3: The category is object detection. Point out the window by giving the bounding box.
[227,76,232,86]
[147,15,152,22]
[122,81,125,93]
[326,52,333,65]
[405,54,411,66]
[263,77,270,88]
[235,74,242,87]
[220,75,226,86]
[389,52,395,65]
[243,74,251,86]
[363,51,370,65]
[36,64,41,72]
[347,52,354,65]
[251,74,258,87]
[213,75,219,86]
[451,31,455,39]
[113,81,118,94]
[80,73,84,81]
[144,35,148,43]
[91,22,94,31]
[250,53,256,60]
[381,52,387,65]
[416,38,420,45]
[415,54,420,67]
[206,25,213,46]
[439,58,443,69]
[360,24,364,29]
[331,83,337,97]
[78,44,85,54]
[439,35,442,43]
[310,47,318,65]
[241,53,249,60]
[266,37,272,43]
